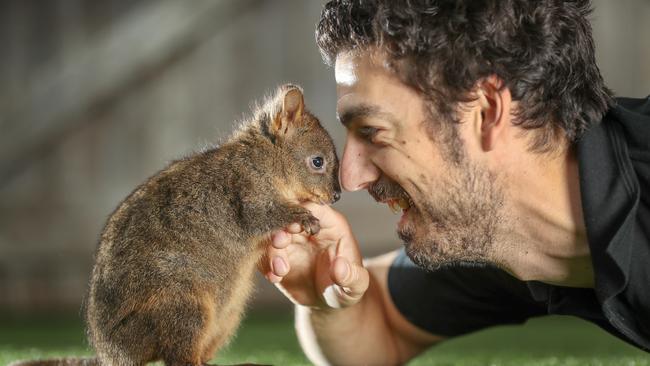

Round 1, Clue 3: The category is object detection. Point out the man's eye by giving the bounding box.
[357,126,379,141]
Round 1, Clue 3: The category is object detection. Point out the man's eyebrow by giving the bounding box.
[337,104,398,127]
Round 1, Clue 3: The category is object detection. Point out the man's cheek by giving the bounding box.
[377,151,418,176]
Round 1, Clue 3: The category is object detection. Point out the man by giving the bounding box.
[258,0,650,364]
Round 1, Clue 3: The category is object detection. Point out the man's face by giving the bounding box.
[336,52,505,270]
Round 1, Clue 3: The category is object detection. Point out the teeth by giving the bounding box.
[388,200,401,214]
[397,198,410,209]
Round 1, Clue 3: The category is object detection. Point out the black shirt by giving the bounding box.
[387,96,650,352]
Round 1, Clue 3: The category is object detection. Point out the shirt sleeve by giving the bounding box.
[387,248,546,337]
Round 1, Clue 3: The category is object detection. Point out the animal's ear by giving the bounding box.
[271,86,304,137]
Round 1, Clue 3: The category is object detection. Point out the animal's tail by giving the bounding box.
[8,357,99,366]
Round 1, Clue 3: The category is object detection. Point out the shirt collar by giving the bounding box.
[577,107,641,303]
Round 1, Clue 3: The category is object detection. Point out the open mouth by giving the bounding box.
[367,176,415,217]
[385,196,413,214]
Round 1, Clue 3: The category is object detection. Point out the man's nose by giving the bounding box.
[339,135,380,192]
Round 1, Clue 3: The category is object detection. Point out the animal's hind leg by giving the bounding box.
[95,348,146,366]
[95,311,156,366]
[161,294,218,366]
[200,306,244,364]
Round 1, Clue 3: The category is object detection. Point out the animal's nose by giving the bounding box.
[332,191,341,203]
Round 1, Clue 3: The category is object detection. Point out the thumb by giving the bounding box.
[328,255,369,306]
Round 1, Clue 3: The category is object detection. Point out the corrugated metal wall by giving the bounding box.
[0,0,648,312]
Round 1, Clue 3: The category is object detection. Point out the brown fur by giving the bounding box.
[12,85,339,366]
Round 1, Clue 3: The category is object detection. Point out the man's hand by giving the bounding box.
[258,202,369,309]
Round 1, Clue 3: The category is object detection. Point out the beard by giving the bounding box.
[372,160,505,272]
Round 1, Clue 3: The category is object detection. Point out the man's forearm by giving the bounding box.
[295,278,400,365]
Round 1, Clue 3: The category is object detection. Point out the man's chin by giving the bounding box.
[398,227,440,269]
[397,225,414,243]
[399,231,490,272]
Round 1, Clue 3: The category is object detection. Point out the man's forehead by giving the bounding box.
[334,51,421,130]
[334,50,389,87]
[334,53,359,87]
[337,103,400,129]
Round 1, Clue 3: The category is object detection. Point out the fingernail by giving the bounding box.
[323,285,342,309]
[272,256,288,276]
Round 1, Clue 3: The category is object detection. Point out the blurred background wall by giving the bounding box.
[0,0,648,314]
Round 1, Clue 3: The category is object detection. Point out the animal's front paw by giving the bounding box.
[301,215,320,236]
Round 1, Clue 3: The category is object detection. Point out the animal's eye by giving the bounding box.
[311,156,324,169]
[307,155,326,172]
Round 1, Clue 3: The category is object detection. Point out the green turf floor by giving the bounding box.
[1,312,648,365]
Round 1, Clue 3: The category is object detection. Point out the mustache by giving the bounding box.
[368,176,410,202]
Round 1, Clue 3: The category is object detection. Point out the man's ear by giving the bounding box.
[271,85,304,137]
[477,75,511,152]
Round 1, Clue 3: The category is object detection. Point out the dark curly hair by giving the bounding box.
[316,0,613,152]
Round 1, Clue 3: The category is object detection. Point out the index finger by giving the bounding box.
[301,202,348,232]
[271,230,308,249]
[286,222,302,234]
[301,203,362,264]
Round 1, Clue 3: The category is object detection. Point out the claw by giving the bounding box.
[303,218,320,236]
